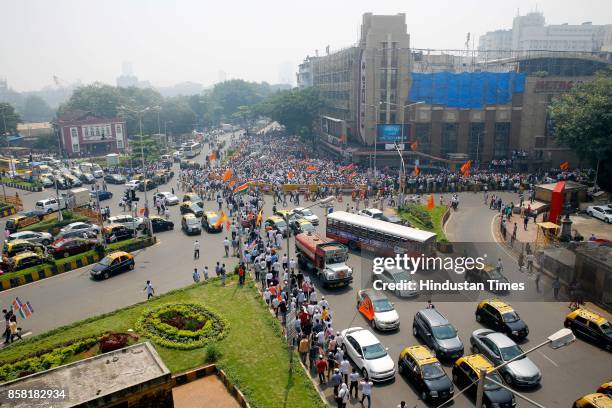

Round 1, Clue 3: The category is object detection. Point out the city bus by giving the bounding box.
[326,211,437,257]
[182,142,202,159]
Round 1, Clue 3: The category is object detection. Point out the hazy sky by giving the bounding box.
[2,0,610,91]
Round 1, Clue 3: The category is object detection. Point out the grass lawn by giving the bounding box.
[399,204,448,242]
[1,178,41,189]
[0,276,324,408]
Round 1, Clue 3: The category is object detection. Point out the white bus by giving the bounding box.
[182,142,202,159]
[326,211,436,257]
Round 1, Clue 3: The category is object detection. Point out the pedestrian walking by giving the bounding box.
[552,276,561,299]
[193,240,200,259]
[518,252,524,272]
[359,378,373,408]
[526,252,535,273]
[192,267,200,283]
[221,264,227,286]
[535,270,542,293]
[203,266,209,280]
[337,383,349,408]
[298,335,309,364]
[223,237,230,257]
[331,368,342,397]
[315,355,328,384]
[349,368,359,399]
[144,280,155,299]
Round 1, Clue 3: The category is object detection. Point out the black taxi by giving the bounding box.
[90,251,135,280]
[264,216,288,237]
[3,239,45,258]
[476,299,529,340]
[452,354,516,408]
[398,345,453,402]
[564,308,612,352]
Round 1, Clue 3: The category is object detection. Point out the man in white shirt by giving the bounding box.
[360,379,373,408]
[193,240,200,260]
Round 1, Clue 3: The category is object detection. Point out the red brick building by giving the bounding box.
[57,110,127,157]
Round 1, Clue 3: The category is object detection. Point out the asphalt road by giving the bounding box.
[0,151,610,407]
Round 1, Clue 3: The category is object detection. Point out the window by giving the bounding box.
[415,123,431,154]
[117,137,124,149]
[72,143,80,153]
[468,123,485,162]
[441,124,458,157]
[493,123,510,159]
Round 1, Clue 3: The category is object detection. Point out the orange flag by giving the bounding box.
[209,151,217,161]
[222,169,233,182]
[413,164,420,177]
[256,209,263,226]
[559,161,569,171]
[214,211,227,229]
[427,194,435,211]
[460,160,472,177]
[306,166,317,171]
[229,180,236,188]
[287,171,295,179]
[410,141,418,151]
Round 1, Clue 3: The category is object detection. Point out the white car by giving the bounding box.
[379,266,419,298]
[292,207,320,225]
[359,208,383,219]
[108,215,145,230]
[125,180,142,189]
[7,231,53,246]
[341,327,396,382]
[59,222,101,236]
[356,290,400,331]
[586,206,612,223]
[155,192,179,206]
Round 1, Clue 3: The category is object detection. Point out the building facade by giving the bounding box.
[57,110,127,157]
[478,12,612,59]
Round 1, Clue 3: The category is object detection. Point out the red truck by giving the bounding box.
[295,232,353,287]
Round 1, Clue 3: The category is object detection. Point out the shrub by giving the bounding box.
[99,333,130,353]
[404,204,434,229]
[135,303,227,350]
[204,343,221,363]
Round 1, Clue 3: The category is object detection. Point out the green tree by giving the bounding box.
[21,95,54,122]
[549,74,612,191]
[210,80,266,121]
[58,82,124,118]
[160,96,197,134]
[129,135,162,163]
[257,87,323,143]
[0,103,21,139]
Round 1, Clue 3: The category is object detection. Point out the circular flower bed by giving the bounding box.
[136,303,227,350]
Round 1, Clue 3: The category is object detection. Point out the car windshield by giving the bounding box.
[604,209,612,214]
[362,343,387,360]
[432,324,457,340]
[484,373,503,390]
[422,362,445,379]
[99,256,113,266]
[600,322,612,335]
[208,215,219,224]
[499,345,524,361]
[502,311,519,323]
[372,298,394,313]
[300,209,313,216]
[372,212,383,219]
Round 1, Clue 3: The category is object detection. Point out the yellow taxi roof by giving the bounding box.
[182,201,192,205]
[480,299,513,313]
[296,218,313,225]
[577,393,612,407]
[567,308,608,325]
[106,251,130,260]
[205,211,218,217]
[276,210,291,215]
[267,216,283,222]
[104,223,124,230]
[183,213,197,219]
[400,345,438,366]
[6,239,32,247]
[456,354,494,376]
[12,251,39,261]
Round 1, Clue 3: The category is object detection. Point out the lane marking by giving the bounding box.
[536,350,559,367]
[490,214,518,260]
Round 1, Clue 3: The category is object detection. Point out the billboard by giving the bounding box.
[377,124,411,143]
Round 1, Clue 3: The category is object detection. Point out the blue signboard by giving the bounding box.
[377,124,402,142]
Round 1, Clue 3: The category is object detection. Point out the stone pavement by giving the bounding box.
[172,376,241,408]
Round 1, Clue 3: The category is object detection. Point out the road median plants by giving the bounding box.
[399,204,448,242]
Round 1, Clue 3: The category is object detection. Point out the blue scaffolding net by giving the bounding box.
[409,72,525,109]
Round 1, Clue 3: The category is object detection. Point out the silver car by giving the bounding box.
[58,222,101,238]
[470,329,541,387]
[7,230,53,246]
[379,266,418,298]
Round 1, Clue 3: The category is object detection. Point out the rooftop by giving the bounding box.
[0,342,170,408]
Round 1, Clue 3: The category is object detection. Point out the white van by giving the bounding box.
[35,197,67,214]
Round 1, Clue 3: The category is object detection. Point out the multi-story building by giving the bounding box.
[56,110,127,157]
[478,12,612,59]
[309,13,411,149]
[296,56,316,89]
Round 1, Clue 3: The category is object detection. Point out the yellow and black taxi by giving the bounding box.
[8,251,46,271]
[103,223,134,243]
[2,239,45,258]
[465,264,510,294]
[90,251,135,280]
[476,299,529,340]
[182,192,201,203]
[398,345,453,402]
[5,214,40,234]
[274,209,293,219]
[149,216,174,233]
[564,308,612,352]
[598,382,612,397]
[264,216,288,237]
[573,393,612,408]
[290,218,316,235]
[201,211,222,233]
[137,179,157,191]
[180,201,204,217]
[452,354,516,408]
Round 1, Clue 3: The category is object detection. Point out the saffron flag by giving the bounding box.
[460,160,472,177]
[559,161,569,171]
[214,211,227,229]
[226,220,231,231]
[229,180,236,188]
[413,164,420,177]
[287,171,295,179]
[209,151,217,161]
[427,194,435,211]
[233,182,250,195]
[256,208,263,226]
[306,166,318,171]
[222,169,233,182]
[410,141,418,151]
